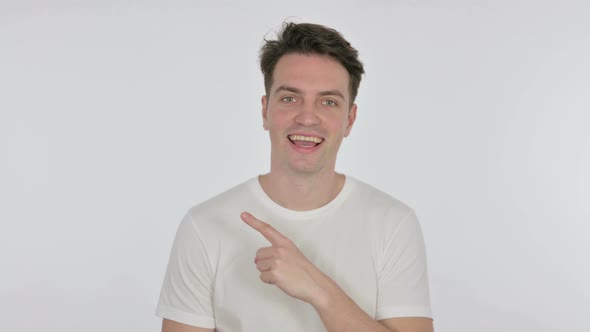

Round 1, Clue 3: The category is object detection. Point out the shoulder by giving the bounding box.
[174,177,261,254]
[176,177,261,238]
[346,176,414,219]
[186,177,256,218]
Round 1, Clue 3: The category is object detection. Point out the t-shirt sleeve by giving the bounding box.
[155,212,216,329]
[375,209,433,320]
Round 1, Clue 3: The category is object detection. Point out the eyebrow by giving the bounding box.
[274,85,346,100]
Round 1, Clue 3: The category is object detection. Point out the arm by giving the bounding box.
[241,212,433,332]
[311,276,433,332]
[380,317,434,332]
[156,214,216,331]
[162,319,215,332]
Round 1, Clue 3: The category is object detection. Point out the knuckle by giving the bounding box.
[270,269,280,280]
[260,272,274,284]
[273,258,282,267]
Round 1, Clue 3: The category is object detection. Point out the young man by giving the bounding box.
[156,22,433,332]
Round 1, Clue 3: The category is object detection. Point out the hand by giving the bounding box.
[241,211,328,304]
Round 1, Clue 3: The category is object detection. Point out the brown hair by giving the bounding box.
[259,22,365,105]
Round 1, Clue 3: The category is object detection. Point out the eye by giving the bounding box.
[282,96,297,103]
[322,99,337,106]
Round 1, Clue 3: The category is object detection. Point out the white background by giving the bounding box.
[1,1,589,331]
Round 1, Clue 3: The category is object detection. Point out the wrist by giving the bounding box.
[308,273,343,310]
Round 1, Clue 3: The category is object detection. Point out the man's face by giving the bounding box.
[262,53,357,175]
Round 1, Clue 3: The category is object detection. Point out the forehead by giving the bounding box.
[271,53,350,98]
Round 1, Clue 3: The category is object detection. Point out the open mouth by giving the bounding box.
[288,134,324,148]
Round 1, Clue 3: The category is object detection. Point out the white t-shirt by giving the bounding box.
[156,176,432,331]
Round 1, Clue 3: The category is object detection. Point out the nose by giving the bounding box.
[294,101,320,126]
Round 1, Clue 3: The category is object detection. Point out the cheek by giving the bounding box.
[327,115,351,133]
[267,111,291,128]
[266,116,289,140]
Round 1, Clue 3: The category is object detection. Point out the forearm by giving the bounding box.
[310,274,395,332]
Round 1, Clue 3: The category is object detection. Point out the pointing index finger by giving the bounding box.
[241,212,288,247]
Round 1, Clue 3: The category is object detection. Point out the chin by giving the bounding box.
[287,161,326,175]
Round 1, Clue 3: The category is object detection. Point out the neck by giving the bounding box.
[259,170,345,211]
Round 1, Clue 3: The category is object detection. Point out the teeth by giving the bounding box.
[288,135,323,144]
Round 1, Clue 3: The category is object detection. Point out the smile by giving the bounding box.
[288,134,324,148]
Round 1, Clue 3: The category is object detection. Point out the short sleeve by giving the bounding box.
[375,210,432,320]
[155,212,216,328]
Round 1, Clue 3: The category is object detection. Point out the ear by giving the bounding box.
[344,103,357,137]
[261,95,269,131]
